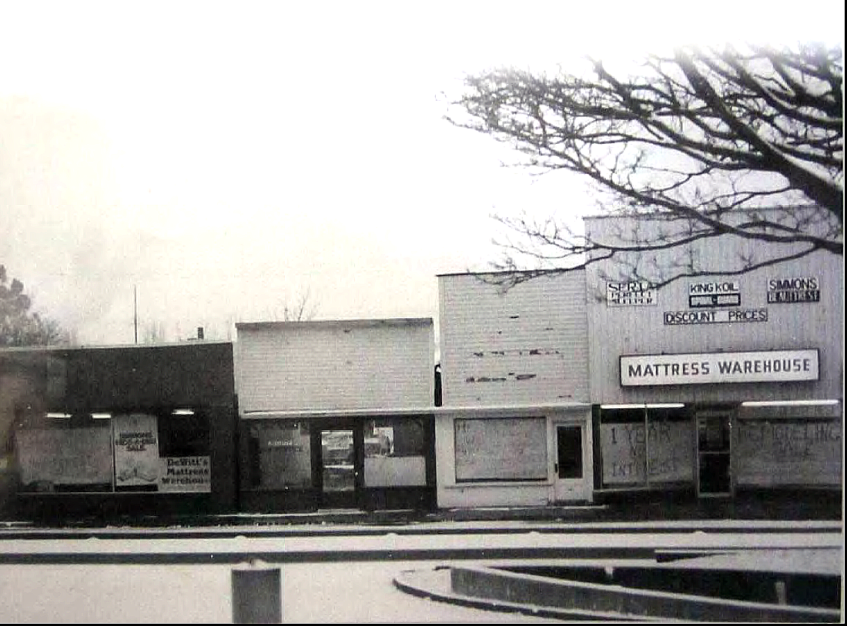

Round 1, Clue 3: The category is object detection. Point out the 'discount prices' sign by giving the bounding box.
[620,349,819,386]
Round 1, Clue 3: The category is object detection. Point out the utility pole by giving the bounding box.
[134,285,138,344]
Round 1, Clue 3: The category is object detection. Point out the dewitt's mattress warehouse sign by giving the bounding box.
[620,349,819,386]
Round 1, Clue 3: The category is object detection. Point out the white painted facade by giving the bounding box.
[583,211,843,494]
[436,272,593,508]
[584,212,843,405]
[439,272,590,405]
[235,319,435,414]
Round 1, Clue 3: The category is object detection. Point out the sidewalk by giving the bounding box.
[139,490,846,528]
[4,490,840,530]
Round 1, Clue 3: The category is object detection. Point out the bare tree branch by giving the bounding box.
[446,44,843,287]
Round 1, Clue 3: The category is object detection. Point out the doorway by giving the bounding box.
[319,428,357,508]
[553,424,588,502]
[697,411,732,496]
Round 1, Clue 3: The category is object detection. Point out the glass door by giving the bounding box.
[319,429,357,508]
[553,424,588,502]
[697,411,731,496]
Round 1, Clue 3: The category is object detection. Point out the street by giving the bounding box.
[0,520,842,623]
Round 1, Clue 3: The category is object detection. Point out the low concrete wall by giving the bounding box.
[450,565,841,622]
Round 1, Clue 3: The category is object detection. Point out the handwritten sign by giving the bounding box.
[600,421,693,484]
[735,420,841,486]
[455,418,547,481]
[16,427,113,489]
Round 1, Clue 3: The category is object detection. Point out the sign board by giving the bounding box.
[113,413,160,487]
[620,349,819,386]
[688,281,740,295]
[606,281,657,306]
[689,293,741,308]
[158,456,211,492]
[767,277,820,304]
[664,308,767,325]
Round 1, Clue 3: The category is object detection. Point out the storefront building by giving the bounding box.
[0,341,238,520]
[235,318,437,512]
[584,212,843,502]
[436,271,593,508]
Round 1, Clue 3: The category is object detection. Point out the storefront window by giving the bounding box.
[599,406,694,487]
[15,413,113,493]
[364,417,427,487]
[14,407,212,494]
[249,421,312,490]
[156,410,211,493]
[735,418,841,487]
[454,417,547,482]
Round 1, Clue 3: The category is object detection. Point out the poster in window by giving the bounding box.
[113,413,160,488]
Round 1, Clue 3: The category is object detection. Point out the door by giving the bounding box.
[319,429,357,508]
[697,411,731,496]
[553,424,588,502]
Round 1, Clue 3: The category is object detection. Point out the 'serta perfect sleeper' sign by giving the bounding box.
[620,349,819,386]
[606,281,656,306]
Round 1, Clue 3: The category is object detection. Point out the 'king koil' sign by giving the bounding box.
[620,349,819,386]
[688,280,741,308]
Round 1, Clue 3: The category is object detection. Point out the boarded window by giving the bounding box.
[454,417,547,482]
[735,418,841,487]
[16,424,113,492]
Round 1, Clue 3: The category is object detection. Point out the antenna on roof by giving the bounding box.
[134,285,138,344]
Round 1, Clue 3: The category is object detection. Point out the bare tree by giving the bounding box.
[280,289,318,322]
[141,320,168,344]
[447,44,843,288]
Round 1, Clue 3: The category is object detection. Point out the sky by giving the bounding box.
[1,0,843,346]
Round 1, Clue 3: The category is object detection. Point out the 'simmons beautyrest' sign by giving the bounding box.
[620,349,819,386]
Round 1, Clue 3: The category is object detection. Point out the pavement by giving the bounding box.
[1,489,842,529]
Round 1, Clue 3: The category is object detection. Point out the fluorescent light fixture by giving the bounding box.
[741,399,840,407]
[172,408,195,415]
[45,412,72,419]
[600,403,685,410]
[91,412,112,419]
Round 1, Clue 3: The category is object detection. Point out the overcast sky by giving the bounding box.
[1,0,843,345]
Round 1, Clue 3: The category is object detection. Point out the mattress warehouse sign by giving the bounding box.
[620,350,819,386]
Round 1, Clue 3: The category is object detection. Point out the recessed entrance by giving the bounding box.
[697,411,731,496]
[319,428,356,508]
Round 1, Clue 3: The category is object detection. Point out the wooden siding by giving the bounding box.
[438,272,590,406]
[236,319,435,412]
[584,214,844,404]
